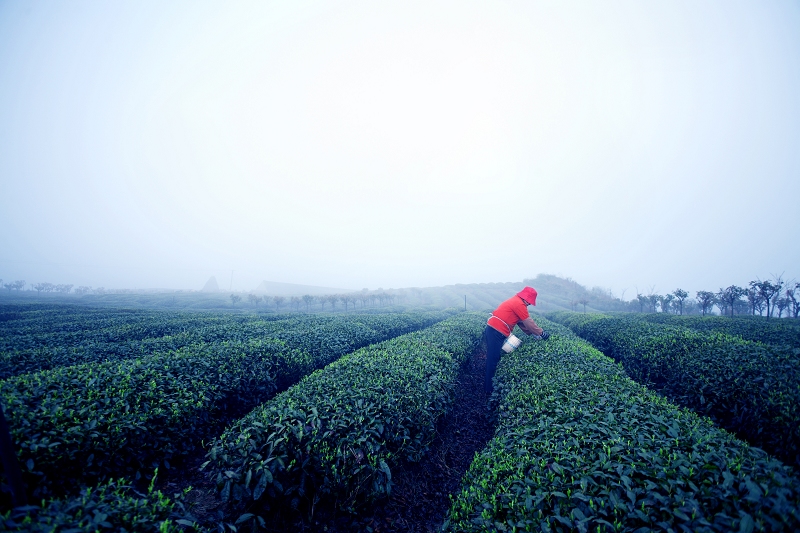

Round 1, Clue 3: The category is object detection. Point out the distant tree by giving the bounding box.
[659,294,675,314]
[33,283,47,295]
[750,278,784,318]
[696,291,716,316]
[672,289,688,315]
[56,284,73,294]
[247,293,261,306]
[647,294,660,313]
[635,294,648,313]
[302,294,314,312]
[273,296,285,312]
[775,296,790,318]
[578,297,590,313]
[75,286,92,295]
[786,283,800,319]
[230,293,242,306]
[746,288,764,316]
[683,298,700,315]
[94,287,106,295]
[717,285,746,317]
[290,296,301,312]
[328,295,339,311]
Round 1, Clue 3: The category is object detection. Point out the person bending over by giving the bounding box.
[484,286,550,393]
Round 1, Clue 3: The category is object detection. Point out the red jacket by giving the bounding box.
[488,295,543,337]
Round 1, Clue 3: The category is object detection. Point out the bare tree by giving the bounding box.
[247,293,261,306]
[696,291,716,316]
[230,293,242,306]
[56,284,73,294]
[578,297,590,313]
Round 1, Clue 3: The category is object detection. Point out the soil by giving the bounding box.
[159,346,496,532]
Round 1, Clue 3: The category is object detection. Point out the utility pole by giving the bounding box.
[464,295,467,311]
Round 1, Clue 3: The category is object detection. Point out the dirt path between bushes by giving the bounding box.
[299,347,497,533]
[162,346,497,532]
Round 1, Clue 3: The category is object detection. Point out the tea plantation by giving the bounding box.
[2,304,800,531]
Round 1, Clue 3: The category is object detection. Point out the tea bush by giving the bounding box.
[548,312,800,468]
[445,317,800,532]
[203,313,485,519]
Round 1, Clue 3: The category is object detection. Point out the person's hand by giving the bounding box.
[540,331,550,341]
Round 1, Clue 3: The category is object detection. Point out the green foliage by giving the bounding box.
[203,313,485,517]
[548,312,800,469]
[445,317,800,532]
[0,476,191,532]
[0,305,293,378]
[0,308,450,500]
[638,313,800,349]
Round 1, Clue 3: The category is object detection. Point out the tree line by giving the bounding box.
[626,276,799,318]
[231,289,399,311]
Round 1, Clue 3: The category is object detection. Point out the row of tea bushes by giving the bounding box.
[639,313,800,349]
[2,311,449,501]
[445,317,800,532]
[0,305,448,379]
[203,313,486,521]
[0,476,192,532]
[548,311,800,469]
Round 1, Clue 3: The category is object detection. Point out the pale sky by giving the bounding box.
[1,1,798,296]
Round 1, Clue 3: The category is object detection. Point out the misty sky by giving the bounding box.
[1,1,798,297]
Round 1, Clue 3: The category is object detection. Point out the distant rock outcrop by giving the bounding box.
[202,276,220,292]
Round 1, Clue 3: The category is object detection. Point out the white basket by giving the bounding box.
[501,334,522,353]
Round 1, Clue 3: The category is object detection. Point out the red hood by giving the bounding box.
[517,286,538,306]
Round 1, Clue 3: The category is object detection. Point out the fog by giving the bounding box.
[1,1,798,297]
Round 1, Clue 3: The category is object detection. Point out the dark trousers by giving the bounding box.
[484,325,507,393]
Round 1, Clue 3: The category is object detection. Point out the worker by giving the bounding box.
[484,286,549,393]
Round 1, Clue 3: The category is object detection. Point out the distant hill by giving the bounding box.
[396,274,627,313]
[254,280,352,296]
